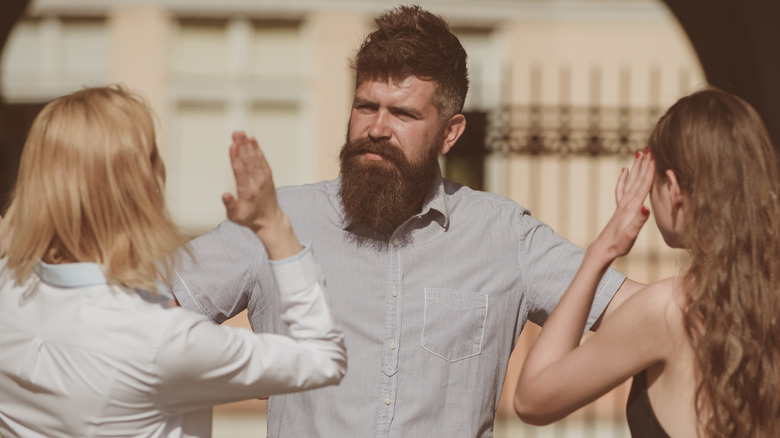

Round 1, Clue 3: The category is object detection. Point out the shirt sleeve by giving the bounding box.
[172,220,264,324]
[156,247,347,413]
[517,210,626,331]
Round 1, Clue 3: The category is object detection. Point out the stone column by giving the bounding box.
[301,12,370,181]
[108,7,170,152]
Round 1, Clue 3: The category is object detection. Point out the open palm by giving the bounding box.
[595,151,655,258]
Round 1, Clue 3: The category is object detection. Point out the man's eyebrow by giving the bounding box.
[353,97,424,119]
[353,97,377,107]
[390,105,424,119]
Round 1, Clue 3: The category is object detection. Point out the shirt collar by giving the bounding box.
[32,260,173,301]
[335,165,451,231]
[34,260,107,288]
[416,167,450,229]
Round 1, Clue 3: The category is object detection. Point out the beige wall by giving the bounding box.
[303,12,371,181]
[108,7,170,128]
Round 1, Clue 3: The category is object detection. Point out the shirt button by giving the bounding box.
[384,396,392,405]
[392,238,400,247]
[390,287,398,297]
[388,340,397,350]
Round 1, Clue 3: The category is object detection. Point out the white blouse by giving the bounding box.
[0,246,346,437]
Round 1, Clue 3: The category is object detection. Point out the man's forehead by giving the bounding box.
[358,74,437,89]
[354,79,437,115]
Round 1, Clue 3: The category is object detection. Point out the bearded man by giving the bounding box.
[174,5,642,437]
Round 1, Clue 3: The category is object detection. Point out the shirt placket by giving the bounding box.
[376,236,403,438]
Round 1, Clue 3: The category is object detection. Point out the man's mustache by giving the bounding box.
[340,138,408,167]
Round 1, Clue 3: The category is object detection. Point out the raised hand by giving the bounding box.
[222,131,278,232]
[593,150,655,259]
[222,131,301,260]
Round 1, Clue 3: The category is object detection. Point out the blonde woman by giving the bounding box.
[0,86,346,437]
[514,89,780,437]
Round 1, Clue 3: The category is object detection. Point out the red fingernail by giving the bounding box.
[636,151,641,159]
[641,206,650,215]
[645,147,649,154]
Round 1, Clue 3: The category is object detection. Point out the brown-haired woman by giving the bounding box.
[0,85,346,437]
[513,88,780,437]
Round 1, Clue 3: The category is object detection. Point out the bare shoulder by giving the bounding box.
[599,277,685,332]
[623,277,688,346]
[635,277,685,303]
[582,276,690,372]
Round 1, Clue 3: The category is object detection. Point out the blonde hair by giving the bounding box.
[0,85,185,291]
[649,88,780,437]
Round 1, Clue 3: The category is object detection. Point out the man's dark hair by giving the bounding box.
[350,5,469,120]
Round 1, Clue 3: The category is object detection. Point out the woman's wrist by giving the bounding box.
[586,237,620,267]
[255,214,302,260]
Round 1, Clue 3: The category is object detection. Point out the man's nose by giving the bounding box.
[368,112,391,141]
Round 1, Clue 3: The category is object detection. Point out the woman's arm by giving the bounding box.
[157,132,346,410]
[221,130,346,388]
[514,151,663,424]
[157,248,346,411]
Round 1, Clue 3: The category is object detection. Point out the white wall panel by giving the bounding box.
[167,103,233,233]
[249,103,303,188]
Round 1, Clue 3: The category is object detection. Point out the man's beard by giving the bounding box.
[338,135,442,242]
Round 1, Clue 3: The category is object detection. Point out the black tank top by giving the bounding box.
[625,371,671,438]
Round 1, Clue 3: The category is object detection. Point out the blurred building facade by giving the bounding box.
[1,0,705,435]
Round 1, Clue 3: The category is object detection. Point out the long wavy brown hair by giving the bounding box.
[648,88,780,437]
[0,85,185,292]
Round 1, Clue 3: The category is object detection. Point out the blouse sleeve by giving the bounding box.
[155,246,346,413]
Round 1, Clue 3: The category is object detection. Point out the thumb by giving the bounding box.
[222,193,237,215]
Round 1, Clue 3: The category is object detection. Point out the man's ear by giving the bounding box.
[439,114,466,155]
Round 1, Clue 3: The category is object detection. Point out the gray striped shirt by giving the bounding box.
[173,172,625,438]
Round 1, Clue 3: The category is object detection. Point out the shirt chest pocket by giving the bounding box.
[422,288,488,362]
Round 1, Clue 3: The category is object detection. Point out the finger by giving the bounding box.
[629,150,653,198]
[249,135,260,150]
[234,135,262,174]
[230,138,256,203]
[229,142,245,183]
[231,132,247,160]
[615,167,627,204]
[244,136,263,173]
[243,136,273,183]
[623,151,645,195]
[233,133,249,159]
[222,192,237,216]
[245,136,266,167]
[627,163,654,218]
[637,158,655,200]
[625,149,655,203]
